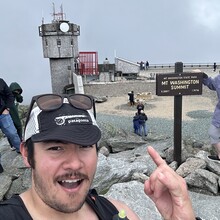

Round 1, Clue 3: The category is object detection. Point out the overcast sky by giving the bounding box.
[1,0,220,104]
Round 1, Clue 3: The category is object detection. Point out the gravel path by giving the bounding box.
[97,111,211,144]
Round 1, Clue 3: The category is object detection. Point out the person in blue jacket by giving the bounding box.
[203,72,220,162]
[138,110,148,136]
[133,112,140,135]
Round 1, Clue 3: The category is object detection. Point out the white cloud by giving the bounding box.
[191,0,220,30]
[1,0,220,104]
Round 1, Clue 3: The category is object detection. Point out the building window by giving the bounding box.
[45,39,48,47]
[57,39,61,47]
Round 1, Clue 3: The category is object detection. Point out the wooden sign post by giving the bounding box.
[156,62,203,165]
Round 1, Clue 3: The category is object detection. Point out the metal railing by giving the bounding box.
[148,62,218,69]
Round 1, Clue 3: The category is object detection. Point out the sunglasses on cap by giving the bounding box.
[24,93,96,129]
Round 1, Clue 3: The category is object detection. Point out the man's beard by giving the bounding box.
[32,170,90,213]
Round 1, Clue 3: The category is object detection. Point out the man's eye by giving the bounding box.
[48,146,62,151]
[80,145,93,149]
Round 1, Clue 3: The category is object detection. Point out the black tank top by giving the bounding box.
[0,189,118,220]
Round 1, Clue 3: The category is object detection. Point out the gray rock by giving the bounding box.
[94,96,108,103]
[107,135,147,153]
[0,175,12,201]
[206,158,220,176]
[131,172,149,183]
[176,158,206,177]
[92,153,148,194]
[0,107,220,219]
[105,181,162,220]
[190,191,220,219]
[98,146,110,156]
[185,168,219,195]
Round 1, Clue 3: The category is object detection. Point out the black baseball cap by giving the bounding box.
[24,103,101,146]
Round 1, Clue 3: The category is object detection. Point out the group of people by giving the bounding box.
[133,101,148,136]
[138,60,149,71]
[0,78,23,173]
[127,91,149,137]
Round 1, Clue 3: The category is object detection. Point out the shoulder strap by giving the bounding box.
[86,189,118,220]
[1,192,118,220]
[0,195,32,220]
[0,195,20,206]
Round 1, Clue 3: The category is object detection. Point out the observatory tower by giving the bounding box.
[38,4,80,94]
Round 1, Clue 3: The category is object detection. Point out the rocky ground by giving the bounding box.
[0,81,219,220]
[93,89,220,220]
[95,85,217,145]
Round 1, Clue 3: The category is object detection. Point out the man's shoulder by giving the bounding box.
[0,195,32,220]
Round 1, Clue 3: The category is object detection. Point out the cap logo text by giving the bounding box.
[54,115,89,125]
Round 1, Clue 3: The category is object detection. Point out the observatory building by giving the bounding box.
[38,5,80,94]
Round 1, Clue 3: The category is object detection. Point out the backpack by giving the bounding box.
[139,113,148,124]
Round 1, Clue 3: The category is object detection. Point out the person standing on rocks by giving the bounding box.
[203,72,220,162]
[146,61,149,69]
[0,93,199,219]
[0,78,21,155]
[138,110,148,136]
[213,62,217,72]
[8,82,23,150]
[128,91,135,106]
[133,112,140,135]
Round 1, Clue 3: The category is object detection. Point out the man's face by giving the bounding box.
[32,141,97,213]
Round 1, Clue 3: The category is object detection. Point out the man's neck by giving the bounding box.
[20,190,99,220]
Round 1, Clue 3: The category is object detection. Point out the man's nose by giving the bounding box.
[62,149,83,170]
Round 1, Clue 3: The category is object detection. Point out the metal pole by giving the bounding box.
[174,62,183,165]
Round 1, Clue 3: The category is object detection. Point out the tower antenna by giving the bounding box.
[51,3,66,22]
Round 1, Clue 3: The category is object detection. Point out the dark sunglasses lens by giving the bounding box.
[37,95,62,111]
[69,95,92,110]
